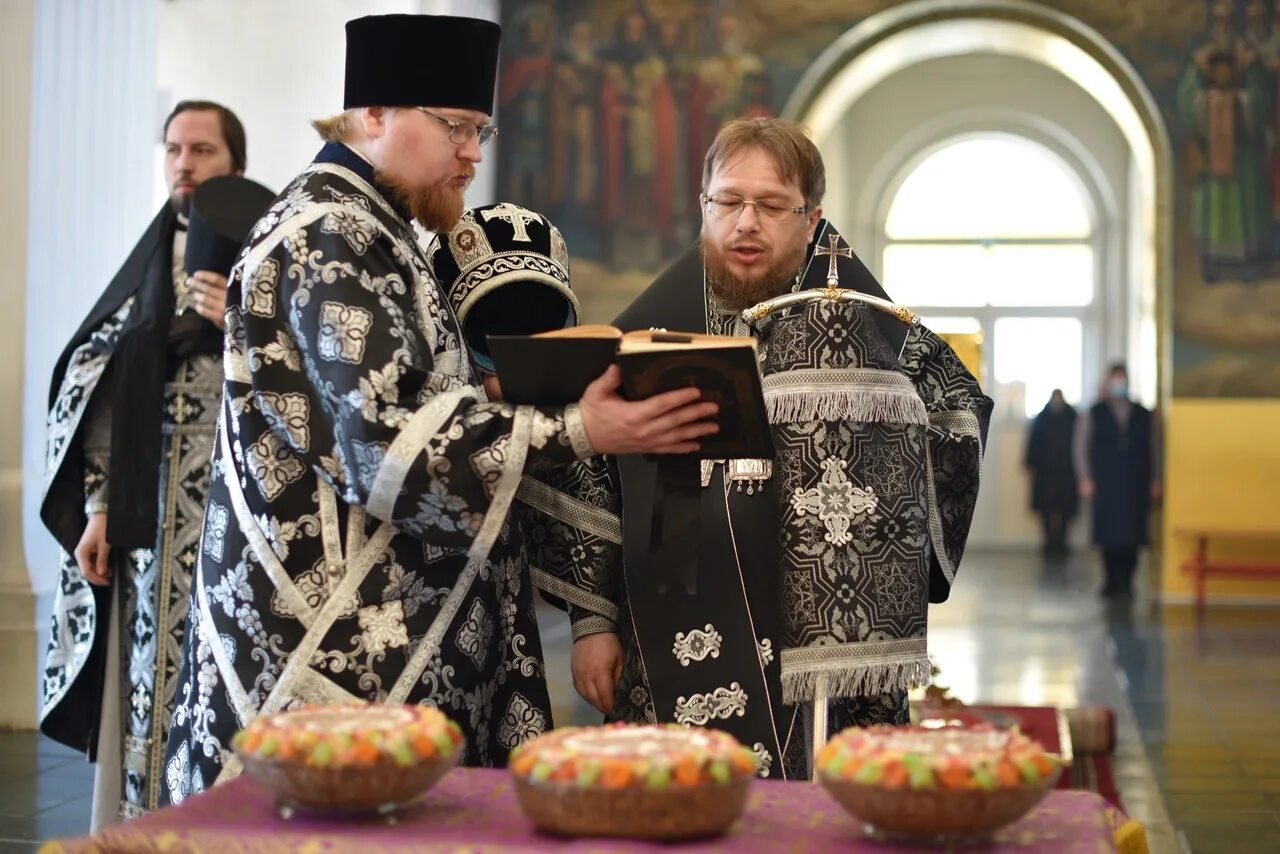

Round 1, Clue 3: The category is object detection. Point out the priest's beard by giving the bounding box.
[169,189,192,217]
[378,168,472,233]
[701,230,807,311]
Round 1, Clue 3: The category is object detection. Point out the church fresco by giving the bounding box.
[497,0,1280,397]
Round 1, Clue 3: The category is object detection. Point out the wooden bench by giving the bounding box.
[1177,526,1280,616]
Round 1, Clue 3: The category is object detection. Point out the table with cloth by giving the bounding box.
[42,768,1147,853]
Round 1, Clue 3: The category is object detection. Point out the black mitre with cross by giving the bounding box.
[429,202,579,372]
[615,219,905,352]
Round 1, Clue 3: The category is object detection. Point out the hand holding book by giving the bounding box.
[489,326,773,459]
[577,365,720,456]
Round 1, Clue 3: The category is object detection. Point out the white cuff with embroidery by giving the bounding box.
[563,403,596,461]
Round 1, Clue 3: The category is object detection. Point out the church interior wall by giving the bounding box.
[500,0,1280,602]
[1,0,36,729]
[823,51,1131,550]
[1161,401,1280,603]
[498,0,1280,396]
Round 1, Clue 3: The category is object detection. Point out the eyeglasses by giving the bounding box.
[700,193,808,222]
[416,108,498,147]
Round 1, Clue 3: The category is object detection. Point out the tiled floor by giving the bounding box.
[4,548,1277,852]
[917,550,1178,853]
[0,731,94,852]
[1110,599,1280,853]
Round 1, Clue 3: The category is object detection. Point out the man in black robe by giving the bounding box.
[530,118,991,779]
[162,14,717,804]
[40,101,251,824]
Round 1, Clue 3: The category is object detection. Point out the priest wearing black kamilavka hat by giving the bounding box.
[163,14,719,804]
[533,117,994,781]
[39,101,259,825]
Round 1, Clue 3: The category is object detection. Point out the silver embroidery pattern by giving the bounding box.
[357,601,409,655]
[203,503,229,562]
[317,301,373,364]
[496,691,548,750]
[751,742,773,778]
[791,458,878,547]
[673,682,747,726]
[672,624,724,667]
[245,258,279,316]
[320,209,378,255]
[257,392,312,453]
[757,637,774,668]
[246,431,307,501]
[455,598,495,671]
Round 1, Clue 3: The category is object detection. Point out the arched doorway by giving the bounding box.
[782,0,1172,548]
[882,134,1098,418]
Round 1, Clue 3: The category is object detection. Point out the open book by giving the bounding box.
[487,325,773,459]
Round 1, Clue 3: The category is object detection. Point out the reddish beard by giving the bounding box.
[701,231,808,311]
[377,168,473,233]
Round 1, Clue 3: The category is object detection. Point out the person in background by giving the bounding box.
[1025,389,1079,557]
[1075,364,1162,598]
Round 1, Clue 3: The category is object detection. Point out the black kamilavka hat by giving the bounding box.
[344,15,502,114]
[184,175,276,277]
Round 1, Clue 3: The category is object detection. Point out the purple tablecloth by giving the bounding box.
[43,768,1124,852]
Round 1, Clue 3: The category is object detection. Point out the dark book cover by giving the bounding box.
[487,334,618,406]
[489,332,774,460]
[617,345,774,460]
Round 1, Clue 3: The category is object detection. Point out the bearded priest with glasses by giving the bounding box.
[162,14,721,806]
[532,117,993,781]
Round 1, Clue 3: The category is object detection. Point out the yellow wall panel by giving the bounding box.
[1161,401,1280,601]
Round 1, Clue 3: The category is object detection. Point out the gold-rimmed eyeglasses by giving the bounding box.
[416,108,498,147]
[700,193,808,222]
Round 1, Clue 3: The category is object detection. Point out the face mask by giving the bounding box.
[1107,378,1128,399]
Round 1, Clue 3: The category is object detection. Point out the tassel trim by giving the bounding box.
[763,369,927,426]
[779,637,930,704]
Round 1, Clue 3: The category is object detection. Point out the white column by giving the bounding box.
[19,0,159,726]
[1,0,36,729]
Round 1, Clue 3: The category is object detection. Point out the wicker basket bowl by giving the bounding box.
[510,724,758,840]
[821,766,1060,839]
[817,724,1062,840]
[515,774,750,840]
[241,747,459,816]
[233,703,463,817]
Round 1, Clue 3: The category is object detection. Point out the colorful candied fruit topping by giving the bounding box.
[510,723,759,790]
[231,702,463,769]
[816,725,1059,791]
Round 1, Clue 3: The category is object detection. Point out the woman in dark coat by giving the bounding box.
[1025,389,1079,556]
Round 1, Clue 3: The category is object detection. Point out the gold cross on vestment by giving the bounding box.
[813,234,853,287]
